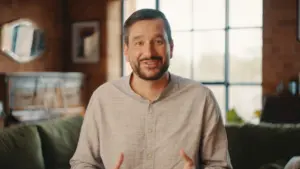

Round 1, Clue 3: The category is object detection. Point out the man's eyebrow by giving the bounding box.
[131,34,165,41]
[153,34,164,39]
[132,35,143,41]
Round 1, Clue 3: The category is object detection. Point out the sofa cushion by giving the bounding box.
[259,163,284,169]
[36,115,83,169]
[225,124,245,169]
[228,123,300,169]
[0,125,45,169]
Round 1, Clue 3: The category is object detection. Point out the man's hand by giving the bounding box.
[113,150,194,169]
[113,153,124,169]
[180,149,195,169]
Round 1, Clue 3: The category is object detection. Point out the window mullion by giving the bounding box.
[225,0,230,114]
[190,0,194,80]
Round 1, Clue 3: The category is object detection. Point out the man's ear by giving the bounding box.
[124,43,129,62]
[170,41,174,59]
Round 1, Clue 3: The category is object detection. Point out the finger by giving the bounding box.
[180,149,194,168]
[180,149,192,163]
[114,153,124,169]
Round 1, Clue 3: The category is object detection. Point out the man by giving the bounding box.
[70,9,232,169]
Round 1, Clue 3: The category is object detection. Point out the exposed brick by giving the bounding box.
[263,0,300,95]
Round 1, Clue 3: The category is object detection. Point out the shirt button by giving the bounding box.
[148,129,153,133]
[148,112,153,118]
[147,153,152,159]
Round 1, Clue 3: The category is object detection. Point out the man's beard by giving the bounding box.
[132,56,169,81]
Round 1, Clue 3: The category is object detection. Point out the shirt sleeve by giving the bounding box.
[284,156,300,169]
[70,92,105,169]
[200,89,233,169]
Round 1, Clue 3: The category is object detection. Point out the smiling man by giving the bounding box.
[70,9,232,169]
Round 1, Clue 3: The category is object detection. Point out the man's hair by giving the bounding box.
[123,8,173,45]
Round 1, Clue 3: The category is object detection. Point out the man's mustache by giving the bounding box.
[140,56,162,61]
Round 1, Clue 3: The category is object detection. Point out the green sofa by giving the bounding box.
[226,123,300,169]
[1,114,300,169]
[0,115,83,169]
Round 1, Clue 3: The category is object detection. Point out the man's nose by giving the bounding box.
[142,43,154,57]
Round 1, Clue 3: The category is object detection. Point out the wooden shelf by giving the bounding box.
[0,72,86,126]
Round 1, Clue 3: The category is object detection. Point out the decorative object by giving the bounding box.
[226,108,244,124]
[0,18,45,63]
[226,108,261,124]
[71,20,100,63]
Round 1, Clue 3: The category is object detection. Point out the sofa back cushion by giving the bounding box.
[226,123,300,169]
[0,125,45,169]
[36,115,83,169]
[225,124,245,169]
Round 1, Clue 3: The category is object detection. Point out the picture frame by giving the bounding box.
[71,20,100,63]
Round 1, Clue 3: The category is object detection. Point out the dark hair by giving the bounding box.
[123,8,173,45]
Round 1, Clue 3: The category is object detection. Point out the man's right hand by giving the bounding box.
[114,153,124,169]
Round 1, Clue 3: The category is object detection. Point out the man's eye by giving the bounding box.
[135,41,144,46]
[155,40,164,45]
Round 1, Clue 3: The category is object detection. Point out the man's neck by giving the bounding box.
[130,72,170,102]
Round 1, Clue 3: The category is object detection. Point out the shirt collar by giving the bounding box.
[124,72,179,103]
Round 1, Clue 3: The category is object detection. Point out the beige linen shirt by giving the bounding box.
[70,73,232,169]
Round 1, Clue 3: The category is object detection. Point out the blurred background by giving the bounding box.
[0,0,300,126]
[1,1,300,169]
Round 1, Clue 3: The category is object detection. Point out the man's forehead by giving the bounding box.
[128,20,166,38]
[132,18,165,26]
[129,19,165,32]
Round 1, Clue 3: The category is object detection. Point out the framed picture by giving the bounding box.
[71,20,100,63]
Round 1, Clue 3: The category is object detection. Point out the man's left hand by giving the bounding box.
[180,149,195,169]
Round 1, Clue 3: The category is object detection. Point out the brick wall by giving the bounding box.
[65,0,122,104]
[263,0,300,95]
[0,0,65,72]
[0,0,122,105]
[1,0,296,99]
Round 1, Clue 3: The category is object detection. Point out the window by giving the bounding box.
[122,0,262,123]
